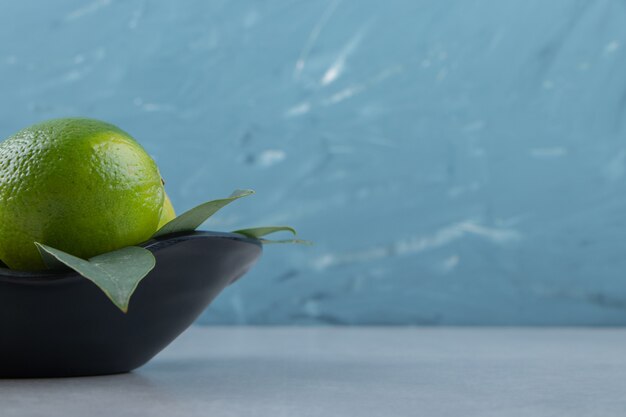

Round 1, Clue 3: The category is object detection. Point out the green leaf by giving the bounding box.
[34,243,156,313]
[153,189,254,237]
[37,245,68,270]
[232,226,297,239]
[232,226,312,245]
[259,238,313,245]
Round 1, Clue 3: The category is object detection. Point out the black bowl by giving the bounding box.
[0,231,262,378]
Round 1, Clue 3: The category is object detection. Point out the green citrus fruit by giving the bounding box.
[158,192,176,229]
[0,118,165,270]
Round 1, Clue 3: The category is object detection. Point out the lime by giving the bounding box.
[158,192,176,229]
[0,118,165,270]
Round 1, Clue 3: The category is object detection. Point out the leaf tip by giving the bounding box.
[232,188,255,198]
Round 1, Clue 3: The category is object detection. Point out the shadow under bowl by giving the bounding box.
[0,231,262,378]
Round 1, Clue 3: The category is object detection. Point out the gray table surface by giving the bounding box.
[1,326,625,417]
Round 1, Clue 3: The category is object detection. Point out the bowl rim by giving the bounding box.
[0,231,261,284]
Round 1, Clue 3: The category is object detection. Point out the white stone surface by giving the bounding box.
[2,326,626,416]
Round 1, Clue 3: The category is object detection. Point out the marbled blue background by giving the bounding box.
[1,0,625,325]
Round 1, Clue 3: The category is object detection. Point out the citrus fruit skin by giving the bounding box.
[158,192,176,229]
[0,118,164,270]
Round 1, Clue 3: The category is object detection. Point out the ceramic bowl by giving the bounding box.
[0,231,261,378]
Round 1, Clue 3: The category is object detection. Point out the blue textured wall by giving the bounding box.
[1,0,626,325]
